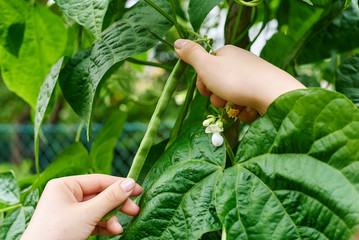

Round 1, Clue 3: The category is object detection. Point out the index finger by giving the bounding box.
[61,174,143,196]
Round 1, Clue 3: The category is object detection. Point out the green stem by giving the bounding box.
[169,0,184,38]
[166,73,197,149]
[127,59,188,180]
[75,120,84,142]
[231,4,243,44]
[233,6,258,46]
[221,228,227,240]
[0,203,22,213]
[34,138,40,175]
[223,135,236,166]
[144,27,174,49]
[143,0,176,25]
[126,58,173,71]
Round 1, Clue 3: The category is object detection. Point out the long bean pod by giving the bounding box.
[127,59,187,180]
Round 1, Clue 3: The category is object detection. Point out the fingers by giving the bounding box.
[93,215,123,236]
[84,178,138,218]
[238,107,260,123]
[174,39,214,73]
[210,94,227,108]
[120,198,140,216]
[196,77,211,96]
[62,174,143,196]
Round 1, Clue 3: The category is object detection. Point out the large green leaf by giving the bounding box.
[32,142,89,189]
[188,0,223,32]
[54,0,110,39]
[121,128,225,239]
[0,0,26,56]
[0,3,67,109]
[336,54,359,106]
[90,110,127,174]
[261,0,346,68]
[297,1,359,64]
[216,88,359,239]
[60,0,173,135]
[0,171,19,206]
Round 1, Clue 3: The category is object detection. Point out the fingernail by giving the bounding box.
[174,39,188,50]
[121,178,135,192]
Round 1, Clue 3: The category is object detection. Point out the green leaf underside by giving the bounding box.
[54,0,110,39]
[90,111,127,174]
[60,0,173,135]
[0,172,19,206]
[298,1,359,64]
[35,57,67,144]
[336,54,359,106]
[188,0,223,32]
[121,128,225,239]
[0,0,26,56]
[0,3,67,109]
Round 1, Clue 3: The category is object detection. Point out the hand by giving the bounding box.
[174,39,305,122]
[21,174,143,240]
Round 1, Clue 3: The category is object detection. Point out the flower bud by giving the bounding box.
[202,119,212,127]
[211,132,224,147]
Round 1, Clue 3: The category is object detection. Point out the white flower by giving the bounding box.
[205,124,223,134]
[202,115,215,127]
[211,132,224,147]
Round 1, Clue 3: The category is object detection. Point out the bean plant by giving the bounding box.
[1,0,359,239]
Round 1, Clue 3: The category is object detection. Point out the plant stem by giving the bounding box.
[231,4,243,44]
[166,73,197,149]
[169,0,184,38]
[143,0,176,25]
[0,203,22,213]
[126,58,173,71]
[75,120,84,142]
[127,59,187,181]
[223,135,236,166]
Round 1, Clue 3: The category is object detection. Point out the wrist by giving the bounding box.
[254,71,306,115]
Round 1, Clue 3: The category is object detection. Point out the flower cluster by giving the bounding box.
[203,115,224,147]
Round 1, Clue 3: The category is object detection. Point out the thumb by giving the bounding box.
[174,39,213,72]
[85,178,136,218]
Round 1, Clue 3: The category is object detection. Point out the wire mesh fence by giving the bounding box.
[0,123,170,177]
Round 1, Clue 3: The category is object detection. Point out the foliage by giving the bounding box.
[0,0,359,239]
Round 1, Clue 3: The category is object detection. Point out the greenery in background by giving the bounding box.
[0,0,359,239]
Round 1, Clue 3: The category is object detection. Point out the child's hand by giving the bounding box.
[174,39,305,122]
[21,174,142,240]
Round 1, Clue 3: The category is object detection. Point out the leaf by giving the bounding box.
[60,0,172,136]
[0,0,26,56]
[261,0,347,68]
[297,1,359,64]
[121,127,225,239]
[32,142,89,189]
[336,54,359,106]
[90,110,127,174]
[34,57,68,155]
[217,89,359,239]
[0,171,19,206]
[0,185,39,240]
[302,0,314,5]
[54,0,110,39]
[0,208,26,240]
[0,3,67,109]
[188,0,223,32]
